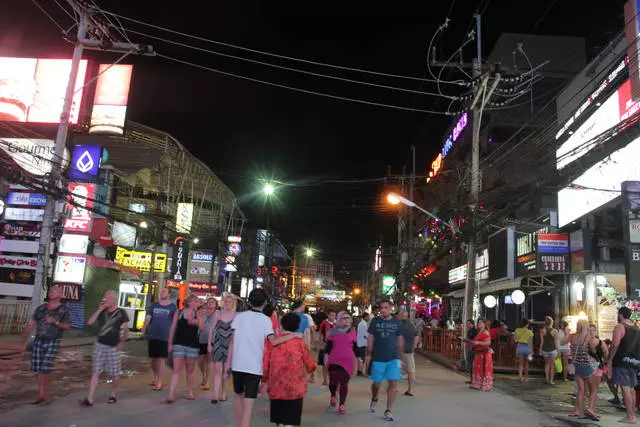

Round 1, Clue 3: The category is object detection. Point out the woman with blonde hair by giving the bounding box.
[539,316,558,385]
[208,293,236,403]
[563,319,600,420]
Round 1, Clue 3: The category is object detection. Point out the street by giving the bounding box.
[2,343,565,427]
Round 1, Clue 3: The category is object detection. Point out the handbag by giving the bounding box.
[555,357,563,374]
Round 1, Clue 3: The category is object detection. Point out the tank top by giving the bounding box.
[199,312,215,344]
[173,310,199,348]
[613,325,640,367]
[557,329,569,350]
[572,336,591,367]
[542,327,556,352]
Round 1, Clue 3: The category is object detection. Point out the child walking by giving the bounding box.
[263,313,317,427]
[325,311,357,415]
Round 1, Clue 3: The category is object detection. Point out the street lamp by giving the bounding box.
[263,183,275,196]
[139,221,148,229]
[194,237,200,244]
[305,247,314,257]
[354,288,361,295]
[386,192,456,232]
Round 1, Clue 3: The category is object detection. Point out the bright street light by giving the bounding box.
[354,288,361,295]
[263,183,275,196]
[386,192,456,232]
[305,247,314,257]
[387,193,401,205]
[139,221,148,229]
[194,237,200,244]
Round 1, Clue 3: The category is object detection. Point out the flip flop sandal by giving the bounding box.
[567,413,580,418]
[31,397,46,405]
[107,396,117,404]
[186,395,196,400]
[584,412,600,421]
[166,398,175,404]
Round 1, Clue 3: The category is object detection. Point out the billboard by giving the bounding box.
[0,138,70,176]
[89,64,133,134]
[68,145,101,180]
[64,183,95,233]
[176,203,194,234]
[0,57,88,123]
[59,234,89,254]
[536,234,570,273]
[488,228,515,281]
[170,237,189,282]
[54,256,86,284]
[3,207,44,221]
[6,192,46,207]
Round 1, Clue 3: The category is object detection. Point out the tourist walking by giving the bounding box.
[556,320,571,382]
[292,300,312,347]
[81,290,129,406]
[564,319,600,420]
[231,289,298,427]
[468,319,493,392]
[208,292,237,403]
[356,313,370,376]
[366,300,405,422]
[325,311,357,414]
[539,316,558,385]
[142,287,178,391]
[607,306,640,424]
[317,309,337,385]
[22,285,72,404]
[198,297,218,390]
[583,324,607,422]
[166,294,200,403]
[514,318,534,382]
[263,313,317,426]
[398,310,419,396]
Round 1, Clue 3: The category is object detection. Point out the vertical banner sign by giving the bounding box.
[64,183,95,233]
[623,181,640,297]
[170,236,189,282]
[175,203,194,234]
[624,0,640,102]
[536,234,570,273]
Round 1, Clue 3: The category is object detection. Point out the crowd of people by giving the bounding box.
[21,286,428,426]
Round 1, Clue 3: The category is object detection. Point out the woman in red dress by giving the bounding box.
[470,318,493,392]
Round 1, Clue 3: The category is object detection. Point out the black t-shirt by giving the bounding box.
[467,327,478,340]
[97,308,129,347]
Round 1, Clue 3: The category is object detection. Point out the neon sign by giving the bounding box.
[427,112,468,182]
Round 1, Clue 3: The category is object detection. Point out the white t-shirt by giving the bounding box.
[231,310,274,375]
[357,319,369,347]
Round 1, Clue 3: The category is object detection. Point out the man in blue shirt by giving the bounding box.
[291,300,311,346]
[366,300,404,422]
[141,288,178,390]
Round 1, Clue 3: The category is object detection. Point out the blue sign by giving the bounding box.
[6,192,47,207]
[68,145,101,180]
[192,251,214,262]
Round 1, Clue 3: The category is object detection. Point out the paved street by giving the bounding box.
[2,349,565,427]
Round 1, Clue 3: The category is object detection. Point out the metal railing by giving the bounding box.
[0,301,31,334]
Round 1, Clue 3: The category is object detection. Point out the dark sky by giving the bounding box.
[3,0,626,280]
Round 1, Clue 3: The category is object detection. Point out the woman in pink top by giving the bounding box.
[325,311,357,415]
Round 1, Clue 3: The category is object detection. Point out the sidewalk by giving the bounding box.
[2,353,563,427]
[420,349,544,375]
[0,332,143,357]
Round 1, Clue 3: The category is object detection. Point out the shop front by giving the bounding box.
[118,279,155,330]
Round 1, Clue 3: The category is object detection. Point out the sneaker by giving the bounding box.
[369,398,378,413]
[338,405,346,415]
[383,410,394,421]
[330,396,337,407]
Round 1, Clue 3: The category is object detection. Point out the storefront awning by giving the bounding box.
[445,277,524,299]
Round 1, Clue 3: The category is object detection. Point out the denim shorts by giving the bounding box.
[559,348,570,357]
[542,350,558,359]
[516,343,531,357]
[172,344,199,359]
[574,364,595,378]
[612,367,638,388]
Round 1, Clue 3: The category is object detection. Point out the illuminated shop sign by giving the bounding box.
[191,251,213,262]
[68,145,101,180]
[170,236,189,282]
[53,256,86,284]
[0,138,70,177]
[6,192,46,206]
[176,203,194,234]
[63,183,95,233]
[427,112,468,183]
[115,247,167,272]
[556,58,628,140]
[448,265,467,284]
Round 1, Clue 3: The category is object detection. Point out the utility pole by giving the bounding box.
[31,1,154,314]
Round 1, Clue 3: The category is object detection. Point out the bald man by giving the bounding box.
[81,290,129,406]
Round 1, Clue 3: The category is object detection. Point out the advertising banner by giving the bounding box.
[89,64,133,135]
[0,138,70,177]
[176,203,194,234]
[0,57,88,124]
[488,228,515,282]
[170,237,189,282]
[59,234,89,254]
[112,221,136,247]
[2,223,41,237]
[115,247,167,272]
[6,192,47,207]
[3,207,44,221]
[53,256,86,284]
[0,255,38,270]
[448,265,467,284]
[0,267,36,284]
[63,183,95,233]
[68,145,101,180]
[536,234,570,273]
[0,239,39,253]
[58,283,82,302]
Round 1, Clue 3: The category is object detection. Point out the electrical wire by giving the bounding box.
[156,53,455,115]
[90,5,468,86]
[30,0,67,33]
[119,27,461,100]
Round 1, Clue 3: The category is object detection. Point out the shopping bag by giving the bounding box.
[555,357,563,374]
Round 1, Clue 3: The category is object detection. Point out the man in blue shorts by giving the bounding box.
[366,300,404,422]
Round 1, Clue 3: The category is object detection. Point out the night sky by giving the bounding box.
[2,0,627,282]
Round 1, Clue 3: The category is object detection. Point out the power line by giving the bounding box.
[91,5,468,86]
[120,27,462,100]
[30,0,67,33]
[156,53,456,115]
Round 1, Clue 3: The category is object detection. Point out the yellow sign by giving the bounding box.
[115,247,167,272]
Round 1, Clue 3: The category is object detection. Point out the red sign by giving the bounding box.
[2,222,41,237]
[0,256,37,269]
[188,282,217,292]
[59,283,82,302]
[64,183,95,233]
